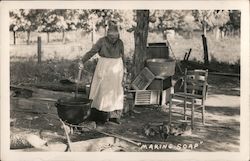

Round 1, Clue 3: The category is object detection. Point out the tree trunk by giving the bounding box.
[215,26,220,41]
[13,31,16,45]
[221,30,225,39]
[47,32,50,43]
[162,29,167,40]
[62,30,66,44]
[133,10,150,79]
[27,31,30,45]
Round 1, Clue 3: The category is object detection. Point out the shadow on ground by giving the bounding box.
[10,74,240,152]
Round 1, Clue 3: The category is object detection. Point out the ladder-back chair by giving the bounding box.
[169,68,208,129]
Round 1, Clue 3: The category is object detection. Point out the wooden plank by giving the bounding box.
[10,97,58,114]
[22,83,86,93]
[209,72,240,77]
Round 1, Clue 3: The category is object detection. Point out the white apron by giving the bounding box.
[89,56,124,112]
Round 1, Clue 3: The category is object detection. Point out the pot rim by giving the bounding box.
[55,97,92,107]
[146,58,175,63]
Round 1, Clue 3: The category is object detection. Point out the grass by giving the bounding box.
[167,32,240,64]
[10,30,240,84]
[10,30,240,63]
[10,59,97,85]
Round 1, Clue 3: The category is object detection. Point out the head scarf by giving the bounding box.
[107,20,119,44]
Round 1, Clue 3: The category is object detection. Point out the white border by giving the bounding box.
[1,1,249,161]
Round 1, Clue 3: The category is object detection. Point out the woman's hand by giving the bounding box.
[78,61,84,70]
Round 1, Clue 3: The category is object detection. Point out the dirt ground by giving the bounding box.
[10,74,240,152]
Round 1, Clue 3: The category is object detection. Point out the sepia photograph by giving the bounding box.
[0,1,249,161]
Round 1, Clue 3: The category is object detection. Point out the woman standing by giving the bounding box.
[80,21,125,125]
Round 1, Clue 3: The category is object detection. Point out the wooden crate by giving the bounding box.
[131,67,155,90]
[146,43,169,59]
[147,76,172,90]
[134,90,160,105]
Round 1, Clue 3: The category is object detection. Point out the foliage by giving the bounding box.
[149,10,186,31]
[9,9,40,32]
[192,10,230,33]
[37,9,88,33]
[223,10,241,33]
[10,9,239,38]
[147,10,201,39]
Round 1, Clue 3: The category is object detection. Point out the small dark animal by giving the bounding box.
[159,124,170,141]
[143,124,158,137]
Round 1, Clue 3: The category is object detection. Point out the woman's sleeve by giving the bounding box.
[82,38,102,64]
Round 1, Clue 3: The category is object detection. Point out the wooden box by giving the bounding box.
[147,76,172,91]
[146,43,169,60]
[131,67,155,90]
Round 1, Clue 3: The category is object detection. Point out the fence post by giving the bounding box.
[37,36,42,64]
[202,34,209,67]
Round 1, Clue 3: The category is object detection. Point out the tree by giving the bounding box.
[210,10,230,40]
[36,9,67,43]
[86,9,124,44]
[224,10,240,37]
[192,10,230,66]
[133,10,150,77]
[116,10,136,32]
[9,9,40,45]
[19,9,41,44]
[9,10,22,45]
[148,10,187,39]
[192,10,229,39]
[59,9,89,43]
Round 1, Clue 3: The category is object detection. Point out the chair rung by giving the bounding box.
[169,103,202,109]
[173,93,203,99]
[171,112,193,118]
[171,111,191,116]
[172,101,193,105]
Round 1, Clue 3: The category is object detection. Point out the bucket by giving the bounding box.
[55,97,92,124]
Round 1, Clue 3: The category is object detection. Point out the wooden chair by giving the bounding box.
[169,68,208,129]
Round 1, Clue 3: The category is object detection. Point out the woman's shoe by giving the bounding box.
[109,118,121,125]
